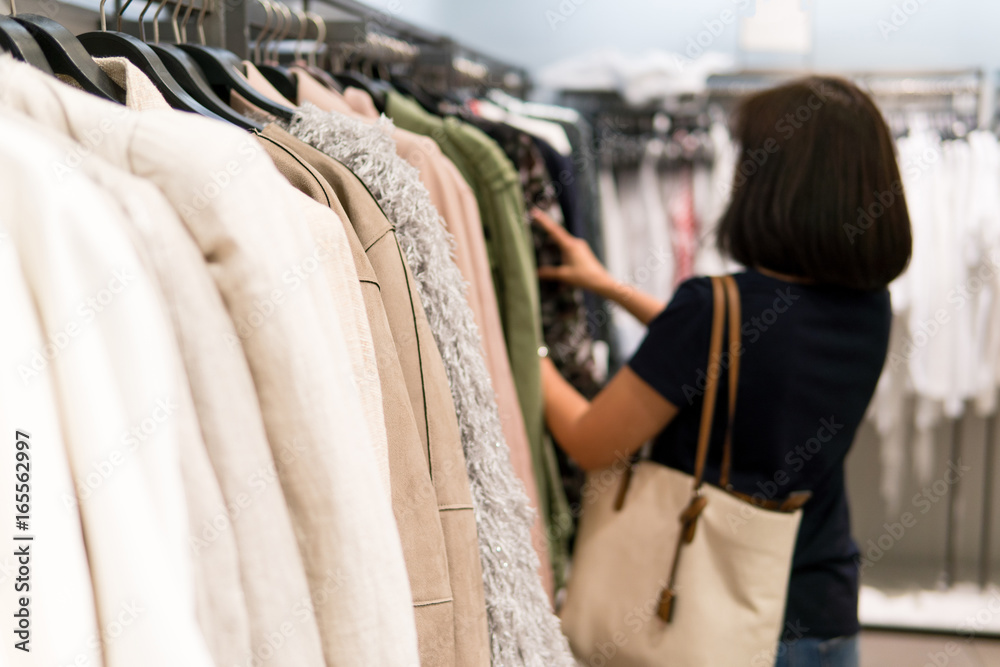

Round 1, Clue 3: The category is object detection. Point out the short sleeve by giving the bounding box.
[627,277,714,408]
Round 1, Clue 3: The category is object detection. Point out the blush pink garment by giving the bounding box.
[242,61,297,107]
[343,86,380,119]
[670,169,698,286]
[290,69,556,601]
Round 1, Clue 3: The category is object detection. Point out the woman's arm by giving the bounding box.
[541,356,678,471]
[532,208,666,325]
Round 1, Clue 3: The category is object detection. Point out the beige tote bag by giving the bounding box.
[560,275,811,667]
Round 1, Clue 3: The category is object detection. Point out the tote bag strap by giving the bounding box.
[612,275,738,510]
[691,276,729,489]
[718,274,742,489]
[658,275,741,623]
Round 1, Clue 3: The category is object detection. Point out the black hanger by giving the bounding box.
[258,64,297,102]
[80,32,237,122]
[0,4,54,75]
[334,70,387,113]
[391,76,441,115]
[14,14,124,102]
[77,0,229,121]
[143,0,261,130]
[151,44,262,130]
[179,44,295,121]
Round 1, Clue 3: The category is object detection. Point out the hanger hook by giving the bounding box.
[306,11,324,69]
[264,0,282,64]
[171,0,186,43]
[117,0,136,32]
[268,0,289,64]
[292,6,307,64]
[254,0,273,65]
[137,0,155,42]
[196,0,210,46]
[271,1,292,64]
[180,0,197,43]
[151,0,168,43]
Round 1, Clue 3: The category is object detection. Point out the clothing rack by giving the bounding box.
[302,0,527,93]
[10,0,529,95]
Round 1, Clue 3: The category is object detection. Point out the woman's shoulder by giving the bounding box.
[644,276,718,334]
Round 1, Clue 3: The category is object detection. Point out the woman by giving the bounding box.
[537,76,912,667]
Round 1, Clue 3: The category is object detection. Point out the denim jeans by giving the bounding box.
[774,634,860,667]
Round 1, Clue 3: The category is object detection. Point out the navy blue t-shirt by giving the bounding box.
[627,270,891,639]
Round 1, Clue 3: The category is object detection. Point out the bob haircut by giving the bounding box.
[716,76,912,290]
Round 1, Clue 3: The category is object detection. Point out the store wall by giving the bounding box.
[376,0,1000,77]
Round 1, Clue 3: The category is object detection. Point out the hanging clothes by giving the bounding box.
[256,123,475,667]
[0,56,422,667]
[0,118,105,667]
[598,158,648,365]
[667,165,698,286]
[0,106,220,667]
[284,105,576,667]
[385,91,576,592]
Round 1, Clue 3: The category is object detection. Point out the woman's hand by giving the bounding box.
[532,207,667,324]
[532,208,614,294]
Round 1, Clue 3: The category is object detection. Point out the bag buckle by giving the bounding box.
[679,493,708,543]
[657,587,677,623]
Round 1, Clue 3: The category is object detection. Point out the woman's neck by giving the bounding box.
[755,266,814,284]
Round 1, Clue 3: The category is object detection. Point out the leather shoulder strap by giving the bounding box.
[693,277,726,489]
[719,275,742,489]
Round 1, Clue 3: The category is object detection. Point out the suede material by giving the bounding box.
[308,149,490,667]
[258,126,472,667]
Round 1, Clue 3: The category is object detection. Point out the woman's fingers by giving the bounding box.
[538,265,571,281]
[531,207,575,247]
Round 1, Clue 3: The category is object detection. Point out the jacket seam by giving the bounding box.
[395,238,432,480]
[413,597,453,608]
[255,132,332,207]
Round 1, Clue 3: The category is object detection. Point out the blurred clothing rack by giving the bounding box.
[11,0,529,95]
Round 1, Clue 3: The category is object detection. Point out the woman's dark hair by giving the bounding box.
[716,75,912,290]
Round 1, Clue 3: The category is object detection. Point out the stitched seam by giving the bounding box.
[413,598,453,608]
[395,239,431,480]
[259,134,332,207]
[364,227,394,253]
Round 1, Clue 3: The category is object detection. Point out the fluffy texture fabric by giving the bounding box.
[285,104,575,667]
